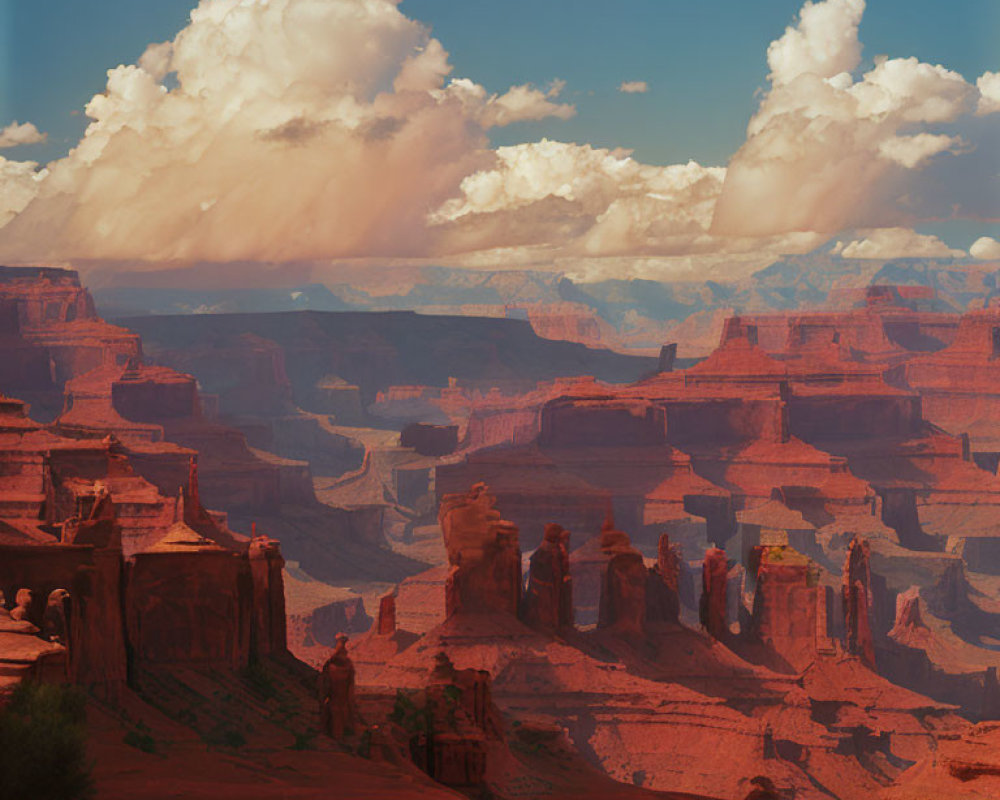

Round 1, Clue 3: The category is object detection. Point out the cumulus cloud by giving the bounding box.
[0,0,992,281]
[430,139,727,256]
[970,236,1000,260]
[442,77,575,128]
[427,138,830,277]
[766,0,865,86]
[977,71,1000,115]
[0,0,572,264]
[0,159,47,226]
[877,133,964,169]
[619,81,649,94]
[837,227,966,259]
[712,0,993,239]
[0,121,47,149]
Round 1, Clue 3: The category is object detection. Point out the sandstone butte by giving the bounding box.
[0,268,998,800]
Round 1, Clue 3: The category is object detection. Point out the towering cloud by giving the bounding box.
[765,0,865,86]
[0,0,572,264]
[711,0,995,238]
[970,236,1000,260]
[0,0,992,278]
[0,159,46,227]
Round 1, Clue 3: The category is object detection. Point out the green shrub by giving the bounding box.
[0,682,95,800]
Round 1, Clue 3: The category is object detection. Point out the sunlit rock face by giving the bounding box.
[439,482,521,619]
[749,545,819,673]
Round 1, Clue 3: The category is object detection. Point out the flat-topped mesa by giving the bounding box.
[596,511,647,635]
[646,533,681,624]
[700,547,729,639]
[123,489,286,669]
[683,323,789,389]
[842,535,877,669]
[439,483,521,618]
[111,358,200,422]
[521,523,573,632]
[0,266,97,328]
[749,543,820,673]
[125,495,244,668]
[400,422,459,456]
[0,266,140,396]
[539,395,667,448]
[903,307,1000,457]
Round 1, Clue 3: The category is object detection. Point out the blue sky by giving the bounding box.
[3,0,996,168]
[0,0,995,272]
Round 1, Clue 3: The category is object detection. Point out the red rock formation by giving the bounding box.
[0,490,129,696]
[646,533,681,624]
[111,358,199,422]
[597,512,647,636]
[375,590,397,636]
[319,633,358,738]
[525,302,614,349]
[843,536,877,668]
[540,395,667,447]
[11,264,1000,799]
[883,721,1000,799]
[400,422,458,456]
[749,545,819,673]
[412,652,493,787]
[248,527,287,658]
[439,483,521,618]
[889,586,927,642]
[0,267,141,419]
[700,546,729,639]
[521,522,573,632]
[125,506,246,668]
[658,342,677,373]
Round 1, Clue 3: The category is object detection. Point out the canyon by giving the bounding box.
[2,265,1000,799]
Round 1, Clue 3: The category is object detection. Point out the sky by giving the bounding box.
[0,0,997,281]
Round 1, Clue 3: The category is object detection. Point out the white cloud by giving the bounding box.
[877,133,963,169]
[426,138,830,277]
[839,227,965,259]
[430,139,727,257]
[970,236,1000,260]
[0,0,992,282]
[443,78,575,128]
[977,71,1000,115]
[0,158,47,226]
[0,121,47,149]
[766,0,865,86]
[712,0,990,238]
[0,0,572,265]
[849,57,974,122]
[618,81,649,94]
